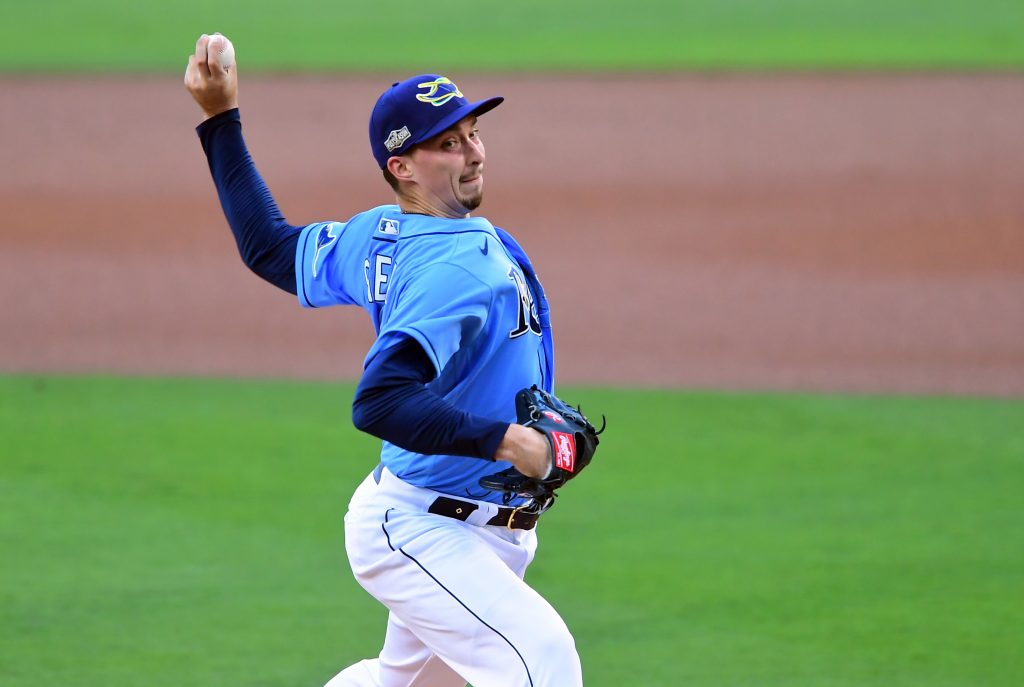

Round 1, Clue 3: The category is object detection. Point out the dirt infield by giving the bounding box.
[1,74,1022,395]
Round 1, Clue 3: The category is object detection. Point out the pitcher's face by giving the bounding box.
[406,116,486,215]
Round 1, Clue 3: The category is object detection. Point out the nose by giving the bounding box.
[465,135,485,166]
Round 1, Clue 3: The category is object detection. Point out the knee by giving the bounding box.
[523,621,582,687]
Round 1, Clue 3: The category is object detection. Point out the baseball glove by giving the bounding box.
[479,385,604,505]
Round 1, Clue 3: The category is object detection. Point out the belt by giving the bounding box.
[372,463,542,531]
[428,496,541,531]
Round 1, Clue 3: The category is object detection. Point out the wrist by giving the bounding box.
[496,424,552,479]
[203,102,239,121]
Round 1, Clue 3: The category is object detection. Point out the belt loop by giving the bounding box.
[465,500,500,526]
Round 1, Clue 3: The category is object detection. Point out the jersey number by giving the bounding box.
[363,254,393,304]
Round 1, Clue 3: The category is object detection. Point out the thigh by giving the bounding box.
[352,508,581,687]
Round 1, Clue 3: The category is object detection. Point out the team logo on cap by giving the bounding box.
[385,126,411,152]
[415,77,464,107]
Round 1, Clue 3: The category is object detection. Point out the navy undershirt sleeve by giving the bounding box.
[352,337,510,460]
[196,108,300,294]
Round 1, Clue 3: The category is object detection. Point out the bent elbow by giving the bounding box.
[351,395,375,435]
[238,242,266,274]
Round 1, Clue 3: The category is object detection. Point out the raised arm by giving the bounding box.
[184,34,300,294]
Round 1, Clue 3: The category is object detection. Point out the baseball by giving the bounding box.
[208,34,235,70]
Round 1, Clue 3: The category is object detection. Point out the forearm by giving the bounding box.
[352,338,510,459]
[196,108,300,294]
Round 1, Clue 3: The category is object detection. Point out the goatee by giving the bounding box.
[462,191,483,212]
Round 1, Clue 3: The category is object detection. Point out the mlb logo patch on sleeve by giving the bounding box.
[551,431,576,472]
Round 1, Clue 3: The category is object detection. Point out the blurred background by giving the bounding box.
[1,2,1022,686]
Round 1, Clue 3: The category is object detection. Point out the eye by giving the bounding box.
[442,138,459,150]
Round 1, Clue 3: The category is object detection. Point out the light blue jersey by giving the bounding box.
[295,205,554,502]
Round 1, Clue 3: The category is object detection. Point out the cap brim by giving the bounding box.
[409,96,504,148]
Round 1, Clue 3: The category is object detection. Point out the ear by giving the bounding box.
[386,155,414,182]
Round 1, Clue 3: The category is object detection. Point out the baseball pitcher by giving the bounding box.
[185,33,602,687]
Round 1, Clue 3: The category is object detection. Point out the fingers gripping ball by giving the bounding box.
[479,386,605,504]
[208,34,235,70]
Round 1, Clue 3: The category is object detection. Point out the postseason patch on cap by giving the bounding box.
[385,126,411,152]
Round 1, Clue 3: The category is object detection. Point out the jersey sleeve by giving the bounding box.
[295,221,364,308]
[367,262,494,377]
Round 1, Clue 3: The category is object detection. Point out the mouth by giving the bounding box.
[460,170,482,184]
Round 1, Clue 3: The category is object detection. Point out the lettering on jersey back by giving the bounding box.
[508,266,542,339]
[363,254,393,304]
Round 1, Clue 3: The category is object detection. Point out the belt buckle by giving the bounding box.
[505,503,530,531]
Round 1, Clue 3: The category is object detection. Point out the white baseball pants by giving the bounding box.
[323,467,583,687]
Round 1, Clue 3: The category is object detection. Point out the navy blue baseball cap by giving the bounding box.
[369,74,503,169]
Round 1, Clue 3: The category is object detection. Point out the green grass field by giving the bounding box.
[2,375,1022,686]
[2,0,1022,71]
[4,1,1021,683]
